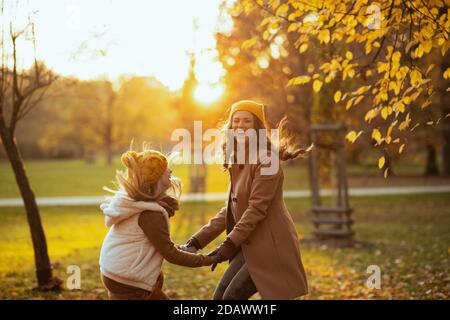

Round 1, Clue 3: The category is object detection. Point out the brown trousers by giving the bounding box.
[101,272,169,300]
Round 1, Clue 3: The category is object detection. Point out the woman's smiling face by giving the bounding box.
[231,111,255,139]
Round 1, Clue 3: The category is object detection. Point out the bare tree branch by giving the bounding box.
[16,84,52,122]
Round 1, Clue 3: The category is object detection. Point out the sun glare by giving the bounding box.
[194,83,225,105]
[193,49,226,104]
[1,0,233,93]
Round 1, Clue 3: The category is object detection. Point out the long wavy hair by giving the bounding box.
[221,111,308,170]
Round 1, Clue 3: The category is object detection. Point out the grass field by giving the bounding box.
[0,159,265,197]
[0,193,448,300]
[1,159,449,198]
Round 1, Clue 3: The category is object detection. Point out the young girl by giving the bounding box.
[181,100,309,300]
[99,147,214,300]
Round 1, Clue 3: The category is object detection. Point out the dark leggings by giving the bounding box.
[213,251,258,300]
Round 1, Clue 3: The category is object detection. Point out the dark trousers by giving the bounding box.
[213,251,258,300]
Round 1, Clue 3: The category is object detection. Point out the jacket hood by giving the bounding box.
[100,190,167,227]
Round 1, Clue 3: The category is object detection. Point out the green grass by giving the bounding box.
[0,158,445,198]
[0,159,309,197]
[0,193,448,300]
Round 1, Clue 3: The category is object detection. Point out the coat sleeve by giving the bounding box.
[227,163,282,247]
[191,205,227,249]
[138,211,213,267]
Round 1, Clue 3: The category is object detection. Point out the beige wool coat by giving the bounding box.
[193,161,308,300]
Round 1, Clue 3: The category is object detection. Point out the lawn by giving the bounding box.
[0,159,305,197]
[0,193,448,300]
[1,158,449,198]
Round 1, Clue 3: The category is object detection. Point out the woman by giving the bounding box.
[181,100,309,300]
[99,147,215,300]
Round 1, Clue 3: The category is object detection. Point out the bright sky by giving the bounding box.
[1,0,234,102]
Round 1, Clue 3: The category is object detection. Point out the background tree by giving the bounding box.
[38,79,108,161]
[0,4,60,289]
[216,1,359,182]
[230,0,450,176]
[112,76,179,153]
[37,76,178,163]
[217,5,312,147]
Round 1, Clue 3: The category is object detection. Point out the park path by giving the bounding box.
[0,185,449,207]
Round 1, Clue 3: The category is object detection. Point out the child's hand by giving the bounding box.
[179,237,201,253]
[204,254,218,266]
[179,243,198,253]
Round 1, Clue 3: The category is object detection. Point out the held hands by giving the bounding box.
[179,237,239,270]
[179,237,201,254]
[207,238,239,271]
[179,244,198,253]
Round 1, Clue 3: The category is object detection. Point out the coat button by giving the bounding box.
[232,197,237,202]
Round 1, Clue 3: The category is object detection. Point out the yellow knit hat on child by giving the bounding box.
[121,150,168,185]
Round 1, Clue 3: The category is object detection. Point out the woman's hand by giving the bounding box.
[207,238,239,271]
[203,254,218,266]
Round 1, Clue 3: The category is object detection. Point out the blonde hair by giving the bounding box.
[104,141,182,202]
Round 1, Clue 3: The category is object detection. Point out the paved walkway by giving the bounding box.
[0,185,449,207]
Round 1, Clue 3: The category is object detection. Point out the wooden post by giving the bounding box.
[189,163,207,193]
[309,123,354,240]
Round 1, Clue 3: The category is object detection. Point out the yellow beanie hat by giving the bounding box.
[121,150,168,185]
[229,100,267,126]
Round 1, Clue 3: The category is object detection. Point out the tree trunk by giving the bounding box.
[424,143,439,176]
[443,125,450,176]
[382,148,395,177]
[0,127,60,290]
[440,53,450,176]
[105,124,112,166]
[105,92,114,166]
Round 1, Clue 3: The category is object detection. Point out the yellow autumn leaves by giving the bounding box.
[287,75,311,86]
[372,129,382,145]
[378,156,385,169]
[313,80,323,92]
[238,0,450,177]
[443,67,450,79]
[287,75,322,92]
[334,90,342,103]
[345,130,362,143]
[344,129,401,178]
[318,29,331,44]
[345,127,406,146]
[378,156,390,178]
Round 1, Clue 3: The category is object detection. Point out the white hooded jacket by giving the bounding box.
[99,190,169,291]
